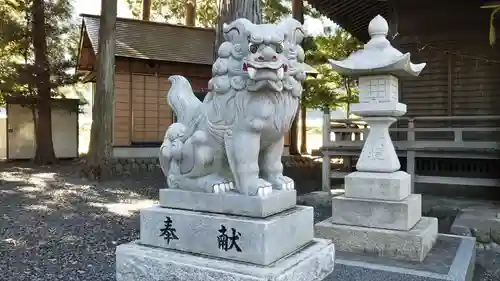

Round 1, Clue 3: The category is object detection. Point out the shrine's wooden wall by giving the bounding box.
[109,57,292,148]
[394,0,500,121]
[112,58,211,146]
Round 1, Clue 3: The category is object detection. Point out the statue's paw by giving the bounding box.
[280,179,295,191]
[257,186,273,197]
[212,182,233,194]
[268,175,295,191]
[248,178,272,197]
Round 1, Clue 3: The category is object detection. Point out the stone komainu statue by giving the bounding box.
[159,18,306,197]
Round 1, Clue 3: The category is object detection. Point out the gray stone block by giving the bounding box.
[159,188,296,218]
[140,205,313,265]
[330,194,421,230]
[116,239,336,281]
[315,216,438,262]
[344,171,411,201]
[451,211,500,244]
[324,234,476,281]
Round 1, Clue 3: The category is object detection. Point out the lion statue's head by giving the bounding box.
[209,18,307,98]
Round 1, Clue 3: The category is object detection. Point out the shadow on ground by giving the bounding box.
[0,161,159,281]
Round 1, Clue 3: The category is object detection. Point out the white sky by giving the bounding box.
[72,0,331,36]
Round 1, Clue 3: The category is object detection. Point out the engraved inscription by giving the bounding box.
[366,138,385,161]
[217,225,242,252]
[159,216,179,244]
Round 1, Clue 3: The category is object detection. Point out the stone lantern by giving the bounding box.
[315,14,476,281]
[329,15,425,173]
[315,15,438,262]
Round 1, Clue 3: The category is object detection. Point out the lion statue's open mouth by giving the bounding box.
[243,60,289,92]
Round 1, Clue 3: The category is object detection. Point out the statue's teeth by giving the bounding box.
[277,67,284,79]
[247,67,257,79]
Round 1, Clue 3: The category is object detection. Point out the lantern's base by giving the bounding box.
[315,216,438,262]
[327,234,475,281]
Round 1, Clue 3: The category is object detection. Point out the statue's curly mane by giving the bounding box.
[205,37,305,132]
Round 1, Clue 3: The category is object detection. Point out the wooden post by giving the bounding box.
[299,107,308,153]
[290,0,304,155]
[363,123,369,140]
[406,118,416,192]
[185,0,196,26]
[447,53,453,116]
[322,107,331,192]
[142,0,151,20]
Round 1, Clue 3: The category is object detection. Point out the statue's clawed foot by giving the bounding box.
[264,175,295,191]
[212,181,234,194]
[245,178,273,197]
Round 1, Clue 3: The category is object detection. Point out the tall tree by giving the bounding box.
[185,0,196,26]
[85,0,117,180]
[143,0,151,20]
[288,0,303,155]
[32,0,56,164]
[0,0,81,164]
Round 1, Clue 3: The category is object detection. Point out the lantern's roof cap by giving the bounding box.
[328,15,426,77]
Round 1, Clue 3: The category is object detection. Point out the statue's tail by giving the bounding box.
[167,75,202,126]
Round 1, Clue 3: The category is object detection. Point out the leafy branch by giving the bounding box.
[302,28,362,112]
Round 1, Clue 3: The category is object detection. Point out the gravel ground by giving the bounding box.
[0,162,158,281]
[1,161,499,281]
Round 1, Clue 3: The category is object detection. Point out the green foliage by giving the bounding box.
[125,0,216,26]
[302,28,362,111]
[125,0,320,26]
[488,6,500,46]
[0,0,84,106]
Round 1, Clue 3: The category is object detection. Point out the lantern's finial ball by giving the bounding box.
[368,15,389,37]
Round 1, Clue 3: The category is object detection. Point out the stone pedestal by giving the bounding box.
[316,171,438,262]
[317,216,437,262]
[117,189,335,281]
[117,239,335,281]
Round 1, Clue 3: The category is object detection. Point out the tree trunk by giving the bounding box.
[214,0,262,60]
[142,0,151,20]
[290,0,304,155]
[85,0,117,180]
[32,0,57,165]
[299,105,308,154]
[185,0,196,26]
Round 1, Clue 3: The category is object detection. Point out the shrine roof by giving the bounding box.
[79,14,216,65]
[77,14,318,75]
[306,0,391,42]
